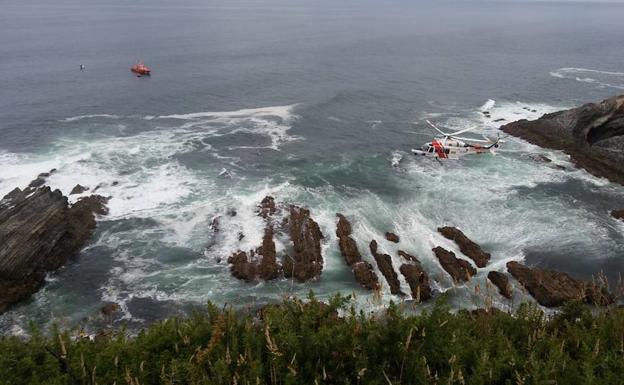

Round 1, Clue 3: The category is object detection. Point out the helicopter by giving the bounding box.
[411,120,502,159]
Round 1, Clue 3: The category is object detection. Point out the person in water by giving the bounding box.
[80,64,85,70]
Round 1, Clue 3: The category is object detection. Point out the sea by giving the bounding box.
[1,0,624,335]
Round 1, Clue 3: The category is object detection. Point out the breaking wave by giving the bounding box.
[550,67,624,90]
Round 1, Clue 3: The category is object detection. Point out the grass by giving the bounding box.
[1,293,623,385]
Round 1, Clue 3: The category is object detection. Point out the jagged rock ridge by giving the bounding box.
[0,183,108,314]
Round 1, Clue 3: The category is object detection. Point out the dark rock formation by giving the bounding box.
[227,196,281,282]
[487,271,512,299]
[228,251,257,282]
[0,186,108,314]
[502,95,624,185]
[370,240,403,295]
[257,226,280,280]
[101,302,120,317]
[335,214,379,290]
[506,261,613,307]
[27,171,55,189]
[335,214,362,266]
[352,261,380,290]
[432,246,477,283]
[611,209,624,221]
[398,250,419,263]
[385,232,400,243]
[258,196,277,219]
[282,205,324,282]
[399,263,431,302]
[438,227,490,268]
[70,184,89,195]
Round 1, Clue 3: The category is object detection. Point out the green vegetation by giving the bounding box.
[1,294,623,385]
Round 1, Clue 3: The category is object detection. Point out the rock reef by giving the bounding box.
[506,261,613,307]
[432,246,476,283]
[227,197,323,283]
[487,271,512,299]
[399,253,431,302]
[501,95,624,185]
[335,214,379,290]
[438,226,490,268]
[370,240,403,295]
[0,185,108,314]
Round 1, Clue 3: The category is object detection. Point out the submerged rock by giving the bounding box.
[432,246,476,283]
[335,214,379,290]
[385,232,400,243]
[100,302,120,317]
[370,240,403,295]
[283,205,324,282]
[506,261,613,307]
[502,95,624,185]
[487,271,513,299]
[438,226,490,268]
[0,185,108,314]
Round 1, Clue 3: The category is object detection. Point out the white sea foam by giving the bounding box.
[550,67,624,90]
[60,114,121,122]
[479,99,496,112]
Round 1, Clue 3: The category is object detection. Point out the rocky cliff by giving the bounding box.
[502,95,624,185]
[0,185,108,314]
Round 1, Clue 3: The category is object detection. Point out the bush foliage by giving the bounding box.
[1,294,623,385]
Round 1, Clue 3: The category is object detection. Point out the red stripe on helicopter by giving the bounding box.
[431,140,447,159]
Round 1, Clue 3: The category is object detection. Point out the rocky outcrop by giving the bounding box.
[283,205,324,282]
[27,171,54,188]
[396,250,432,301]
[228,251,257,282]
[258,196,276,219]
[506,261,613,307]
[257,226,280,280]
[335,214,362,265]
[0,185,108,314]
[399,263,431,302]
[501,95,624,185]
[385,232,400,243]
[352,261,380,290]
[70,184,89,195]
[432,246,476,283]
[611,209,624,221]
[438,227,490,268]
[487,271,512,299]
[335,214,379,289]
[227,196,281,282]
[370,240,402,295]
[398,250,418,263]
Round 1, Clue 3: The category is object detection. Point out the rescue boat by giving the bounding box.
[131,60,151,75]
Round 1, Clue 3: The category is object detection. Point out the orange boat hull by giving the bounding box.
[131,65,151,75]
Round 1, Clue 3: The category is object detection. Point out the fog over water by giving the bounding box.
[1,0,623,334]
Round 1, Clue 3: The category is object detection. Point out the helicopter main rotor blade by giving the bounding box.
[425,120,449,136]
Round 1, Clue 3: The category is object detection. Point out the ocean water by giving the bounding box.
[1,0,624,334]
